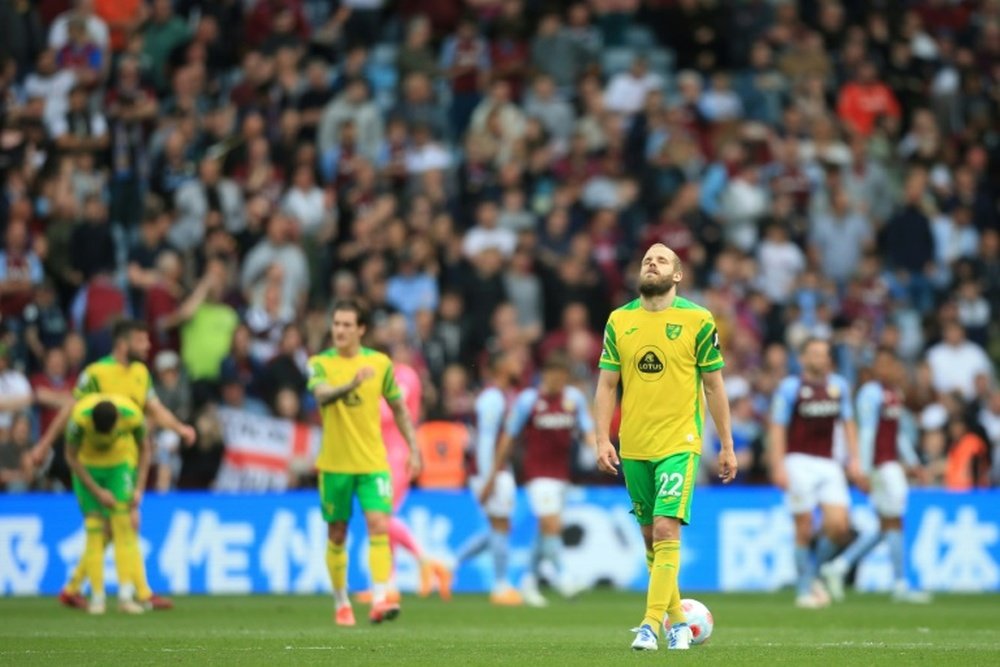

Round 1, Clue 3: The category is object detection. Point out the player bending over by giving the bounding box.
[455,351,525,605]
[769,337,863,609]
[593,244,737,651]
[378,354,452,601]
[307,300,421,626]
[819,348,930,603]
[480,352,596,607]
[64,395,149,614]
[35,319,195,611]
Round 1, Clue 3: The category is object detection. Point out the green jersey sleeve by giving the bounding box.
[73,369,98,399]
[695,316,725,372]
[306,357,327,391]
[65,420,84,447]
[382,361,402,401]
[598,317,621,371]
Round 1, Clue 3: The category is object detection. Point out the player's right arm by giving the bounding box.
[479,389,534,502]
[768,377,798,490]
[855,382,881,476]
[594,315,622,475]
[32,367,99,464]
[308,358,374,405]
[63,421,115,509]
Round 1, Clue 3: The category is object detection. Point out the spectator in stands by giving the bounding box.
[69,195,115,281]
[152,350,191,491]
[178,258,240,395]
[945,415,992,490]
[927,321,994,402]
[318,78,384,163]
[23,281,69,368]
[241,213,310,313]
[604,54,663,117]
[49,0,110,56]
[171,155,246,252]
[0,220,45,333]
[0,343,32,434]
[30,346,75,439]
[836,59,901,137]
[0,413,34,493]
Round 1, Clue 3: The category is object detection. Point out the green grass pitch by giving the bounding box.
[2,591,998,666]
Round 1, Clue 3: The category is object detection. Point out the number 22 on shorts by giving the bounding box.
[658,472,684,498]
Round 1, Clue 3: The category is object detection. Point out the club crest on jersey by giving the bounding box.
[665,323,683,340]
[344,391,362,406]
[827,384,841,399]
[635,346,665,381]
[562,398,574,412]
[801,386,814,399]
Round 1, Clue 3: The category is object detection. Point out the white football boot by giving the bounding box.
[630,624,659,651]
[819,559,848,602]
[667,623,692,650]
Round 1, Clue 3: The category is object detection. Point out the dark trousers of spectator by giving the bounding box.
[110,175,143,228]
[345,9,382,47]
[450,92,480,139]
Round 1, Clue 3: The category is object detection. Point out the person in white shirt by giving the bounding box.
[603,55,664,116]
[462,200,517,259]
[757,223,806,304]
[280,164,335,240]
[48,0,110,53]
[405,124,452,175]
[23,50,77,125]
[926,321,994,401]
[0,344,32,434]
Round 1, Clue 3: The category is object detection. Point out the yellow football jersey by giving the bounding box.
[307,347,402,473]
[67,394,146,468]
[599,296,724,460]
[74,355,157,409]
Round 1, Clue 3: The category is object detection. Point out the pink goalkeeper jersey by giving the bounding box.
[380,363,422,457]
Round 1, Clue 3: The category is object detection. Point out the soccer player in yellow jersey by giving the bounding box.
[64,394,147,615]
[33,320,196,611]
[307,300,422,627]
[593,244,738,651]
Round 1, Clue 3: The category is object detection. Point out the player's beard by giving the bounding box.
[638,273,677,297]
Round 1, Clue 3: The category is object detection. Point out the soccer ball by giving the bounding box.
[663,598,714,645]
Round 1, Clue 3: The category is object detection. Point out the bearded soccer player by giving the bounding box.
[377,353,452,601]
[819,348,930,603]
[593,244,737,651]
[769,337,862,609]
[64,394,147,614]
[307,299,422,626]
[35,319,196,611]
[481,352,596,607]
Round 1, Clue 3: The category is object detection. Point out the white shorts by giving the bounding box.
[469,470,516,519]
[526,478,568,517]
[871,461,908,518]
[785,453,850,514]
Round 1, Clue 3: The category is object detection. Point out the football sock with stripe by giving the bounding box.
[109,512,137,601]
[83,516,105,598]
[833,530,882,570]
[368,534,392,604]
[795,544,814,596]
[885,529,906,585]
[642,540,680,630]
[489,529,510,588]
[326,541,349,606]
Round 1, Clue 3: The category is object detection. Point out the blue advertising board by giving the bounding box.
[1,488,997,595]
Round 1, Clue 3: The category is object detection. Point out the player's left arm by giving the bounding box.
[132,422,151,505]
[837,376,863,484]
[570,386,597,452]
[481,390,533,501]
[702,370,737,483]
[696,317,737,483]
[385,363,421,479]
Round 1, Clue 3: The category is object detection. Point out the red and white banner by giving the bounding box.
[214,408,320,492]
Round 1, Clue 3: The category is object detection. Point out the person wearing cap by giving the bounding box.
[480,351,597,607]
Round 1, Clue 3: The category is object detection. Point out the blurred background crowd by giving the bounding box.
[0,0,997,494]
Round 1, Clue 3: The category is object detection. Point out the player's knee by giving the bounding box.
[793,514,813,545]
[651,517,679,542]
[327,522,347,544]
[366,512,389,535]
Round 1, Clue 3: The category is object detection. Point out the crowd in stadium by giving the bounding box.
[0,0,997,494]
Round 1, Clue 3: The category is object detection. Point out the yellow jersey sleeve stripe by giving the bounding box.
[598,359,621,371]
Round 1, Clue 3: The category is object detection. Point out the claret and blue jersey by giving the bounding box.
[770,374,854,459]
